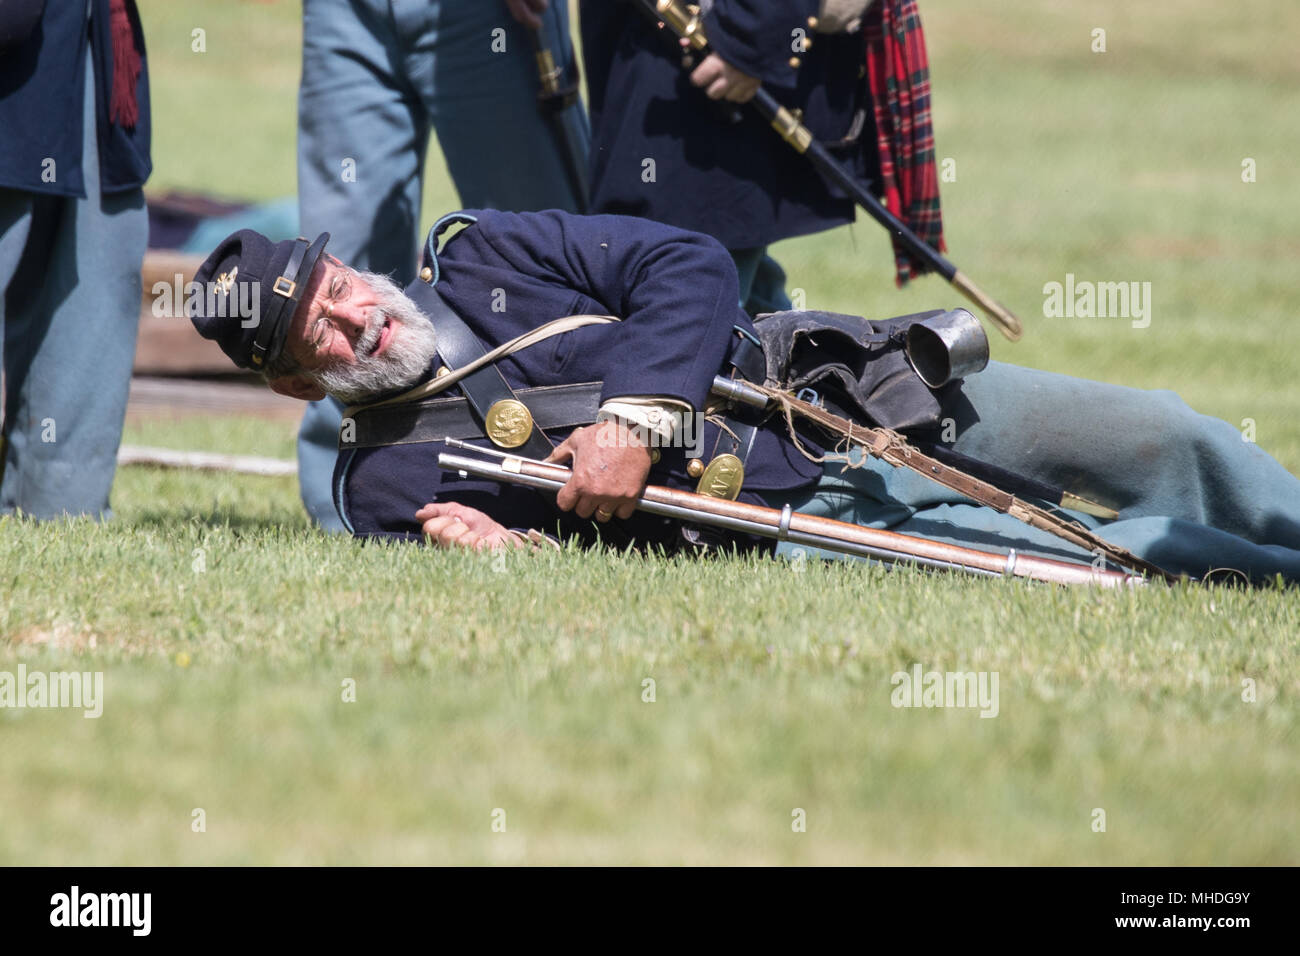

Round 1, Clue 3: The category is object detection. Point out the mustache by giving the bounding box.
[354,310,386,357]
[307,269,439,404]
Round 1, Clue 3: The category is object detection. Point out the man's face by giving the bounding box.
[269,257,438,404]
[287,256,390,372]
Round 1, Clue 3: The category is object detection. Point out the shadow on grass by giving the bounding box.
[125,508,312,535]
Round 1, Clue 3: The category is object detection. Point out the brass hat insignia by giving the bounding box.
[214,266,238,295]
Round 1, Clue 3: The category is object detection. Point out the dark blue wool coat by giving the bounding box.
[0,0,151,198]
[334,209,823,544]
[580,0,879,250]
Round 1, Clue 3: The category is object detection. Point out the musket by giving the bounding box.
[530,6,591,212]
[710,375,1179,582]
[636,0,1025,342]
[711,374,1117,517]
[438,440,1146,588]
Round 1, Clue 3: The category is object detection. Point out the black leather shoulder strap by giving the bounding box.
[404,278,556,460]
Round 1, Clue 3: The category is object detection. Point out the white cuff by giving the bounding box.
[597,397,692,444]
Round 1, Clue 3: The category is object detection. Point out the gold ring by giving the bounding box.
[595,507,614,521]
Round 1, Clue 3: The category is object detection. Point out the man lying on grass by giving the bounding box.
[188,210,1300,583]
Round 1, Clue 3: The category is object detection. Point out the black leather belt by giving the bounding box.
[344,382,603,449]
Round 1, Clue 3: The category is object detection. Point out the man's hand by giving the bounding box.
[688,49,760,103]
[416,501,525,552]
[546,419,651,522]
[505,0,547,30]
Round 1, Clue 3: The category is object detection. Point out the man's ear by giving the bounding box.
[268,374,327,402]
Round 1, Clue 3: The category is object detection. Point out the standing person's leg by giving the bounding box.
[419,0,586,211]
[0,57,145,519]
[745,250,792,315]
[296,0,430,530]
[945,362,1300,542]
[730,247,792,315]
[0,194,36,497]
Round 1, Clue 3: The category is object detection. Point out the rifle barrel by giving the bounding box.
[437,451,1145,588]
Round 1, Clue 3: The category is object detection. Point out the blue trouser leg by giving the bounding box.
[0,56,146,519]
[296,395,349,530]
[730,247,792,315]
[295,0,588,531]
[769,361,1300,582]
[416,0,589,212]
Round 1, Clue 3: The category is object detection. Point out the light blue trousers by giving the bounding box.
[770,361,1300,583]
[732,247,792,316]
[0,56,146,519]
[296,0,589,530]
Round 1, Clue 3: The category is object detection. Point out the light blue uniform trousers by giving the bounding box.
[732,247,792,316]
[0,55,146,519]
[295,0,589,530]
[770,361,1300,583]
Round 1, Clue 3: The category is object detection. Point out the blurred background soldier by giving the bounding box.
[295,0,589,531]
[580,0,944,314]
[0,0,151,519]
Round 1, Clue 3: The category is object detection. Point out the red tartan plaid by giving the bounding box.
[109,0,142,129]
[863,0,945,286]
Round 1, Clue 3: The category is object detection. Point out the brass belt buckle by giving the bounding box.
[696,453,744,500]
[485,398,533,448]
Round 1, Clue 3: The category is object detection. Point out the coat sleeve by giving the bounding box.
[704,0,821,91]
[453,209,747,411]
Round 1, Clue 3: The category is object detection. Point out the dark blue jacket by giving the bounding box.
[335,209,823,544]
[0,0,151,198]
[580,0,878,250]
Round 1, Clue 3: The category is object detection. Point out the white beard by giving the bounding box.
[309,269,440,404]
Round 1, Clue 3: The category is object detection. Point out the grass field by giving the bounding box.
[1,0,1297,865]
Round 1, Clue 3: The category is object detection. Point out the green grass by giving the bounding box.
[0,0,1296,864]
[5,454,1297,864]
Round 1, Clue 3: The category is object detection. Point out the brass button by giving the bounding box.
[419,266,433,282]
[649,449,661,464]
[788,56,801,69]
[802,37,812,52]
[807,15,819,29]
[435,366,451,378]
[686,458,704,478]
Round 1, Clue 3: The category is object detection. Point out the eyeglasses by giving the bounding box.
[306,269,353,355]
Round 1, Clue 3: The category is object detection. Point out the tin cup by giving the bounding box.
[904,308,990,388]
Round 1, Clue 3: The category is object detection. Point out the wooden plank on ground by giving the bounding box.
[117,445,296,476]
[127,376,303,421]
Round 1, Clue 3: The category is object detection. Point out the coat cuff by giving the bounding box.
[598,397,694,444]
